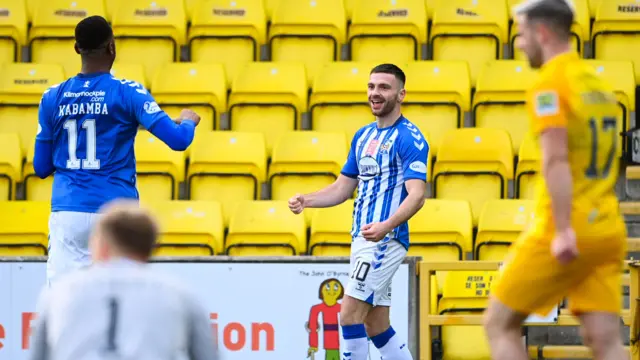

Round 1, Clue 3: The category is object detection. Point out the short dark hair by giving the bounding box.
[99,202,158,259]
[75,15,113,53]
[318,278,344,300]
[515,0,574,40]
[370,63,406,88]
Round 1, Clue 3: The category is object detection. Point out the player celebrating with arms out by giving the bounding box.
[484,1,628,360]
[289,64,428,360]
[33,16,201,286]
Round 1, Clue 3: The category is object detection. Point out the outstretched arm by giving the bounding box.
[303,175,358,208]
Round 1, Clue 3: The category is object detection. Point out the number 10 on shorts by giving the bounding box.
[351,260,371,282]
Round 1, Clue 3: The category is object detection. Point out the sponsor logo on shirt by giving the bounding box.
[534,91,559,116]
[409,161,427,174]
[144,101,161,114]
[358,156,381,181]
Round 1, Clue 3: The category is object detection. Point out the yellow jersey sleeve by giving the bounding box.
[527,79,569,134]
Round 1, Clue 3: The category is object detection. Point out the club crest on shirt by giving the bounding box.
[358,156,380,181]
[379,139,394,154]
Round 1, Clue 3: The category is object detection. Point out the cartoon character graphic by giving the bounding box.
[305,278,344,360]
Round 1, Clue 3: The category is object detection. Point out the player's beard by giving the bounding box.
[370,96,396,117]
[526,42,544,69]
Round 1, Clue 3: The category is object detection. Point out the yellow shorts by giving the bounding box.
[492,230,626,317]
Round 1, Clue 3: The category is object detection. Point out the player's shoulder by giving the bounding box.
[40,79,67,103]
[108,75,149,95]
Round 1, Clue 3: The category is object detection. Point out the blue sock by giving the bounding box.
[341,324,369,360]
[370,326,412,359]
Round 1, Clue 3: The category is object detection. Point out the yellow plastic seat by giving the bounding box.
[0,201,50,256]
[589,0,602,18]
[438,270,494,360]
[0,63,65,154]
[109,63,148,89]
[349,0,427,62]
[407,199,473,261]
[134,130,186,201]
[515,132,539,200]
[269,131,347,224]
[264,0,279,20]
[151,62,227,132]
[185,0,197,20]
[188,0,266,89]
[228,62,307,156]
[475,199,534,260]
[29,0,106,76]
[310,62,379,147]
[309,200,353,256]
[0,0,27,64]
[425,0,434,19]
[344,0,356,20]
[23,138,53,201]
[584,60,635,155]
[433,128,514,225]
[510,0,590,59]
[146,200,224,256]
[593,1,640,85]
[26,0,40,22]
[0,133,21,200]
[431,0,509,85]
[473,60,537,154]
[403,61,471,156]
[105,0,125,21]
[226,200,306,256]
[187,131,267,227]
[269,0,346,84]
[112,0,187,82]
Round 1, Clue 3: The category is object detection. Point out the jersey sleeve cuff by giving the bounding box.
[403,174,427,182]
[341,171,358,179]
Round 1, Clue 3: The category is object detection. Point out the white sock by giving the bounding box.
[371,326,412,359]
[341,324,369,360]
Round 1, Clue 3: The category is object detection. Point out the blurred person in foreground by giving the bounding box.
[34,15,200,286]
[29,199,219,360]
[483,1,628,359]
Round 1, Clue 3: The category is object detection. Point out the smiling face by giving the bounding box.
[320,279,344,306]
[367,72,405,117]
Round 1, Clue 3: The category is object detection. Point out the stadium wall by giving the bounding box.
[0,256,420,360]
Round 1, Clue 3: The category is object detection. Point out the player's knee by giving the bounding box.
[339,296,370,326]
[364,313,390,337]
[483,299,522,335]
[581,321,621,356]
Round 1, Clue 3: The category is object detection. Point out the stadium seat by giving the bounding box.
[349,0,427,62]
[187,131,267,227]
[475,199,534,260]
[146,200,224,256]
[407,199,473,261]
[0,133,21,200]
[185,0,197,20]
[151,62,227,132]
[264,0,279,20]
[0,201,50,256]
[134,130,186,202]
[510,0,589,59]
[584,60,635,156]
[515,132,539,200]
[29,0,106,76]
[425,0,434,19]
[105,0,125,21]
[592,0,640,85]
[437,270,493,360]
[228,62,307,156]
[26,0,39,21]
[403,61,471,156]
[431,0,509,85]
[110,63,148,89]
[0,0,27,64]
[473,60,537,154]
[269,131,347,224]
[23,138,53,201]
[226,200,306,256]
[589,0,602,18]
[112,0,187,82]
[310,62,379,147]
[188,0,266,88]
[269,0,346,84]
[0,63,65,154]
[433,128,514,225]
[309,200,353,256]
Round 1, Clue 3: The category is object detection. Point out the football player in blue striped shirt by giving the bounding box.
[288,64,428,360]
[33,16,200,286]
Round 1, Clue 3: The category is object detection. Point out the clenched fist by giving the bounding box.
[178,109,201,126]
[288,194,305,214]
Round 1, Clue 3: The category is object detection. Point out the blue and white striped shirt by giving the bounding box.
[341,115,429,249]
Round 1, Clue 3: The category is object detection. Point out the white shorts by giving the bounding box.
[47,211,100,286]
[345,237,407,307]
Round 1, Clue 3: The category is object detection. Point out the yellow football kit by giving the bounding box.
[493,52,627,316]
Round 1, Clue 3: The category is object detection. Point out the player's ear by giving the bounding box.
[108,39,116,56]
[74,42,81,55]
[398,88,406,103]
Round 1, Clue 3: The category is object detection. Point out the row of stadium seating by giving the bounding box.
[0,59,634,158]
[0,198,536,259]
[2,0,639,85]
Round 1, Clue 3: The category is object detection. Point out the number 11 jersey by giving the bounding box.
[37,72,169,213]
[526,51,625,238]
